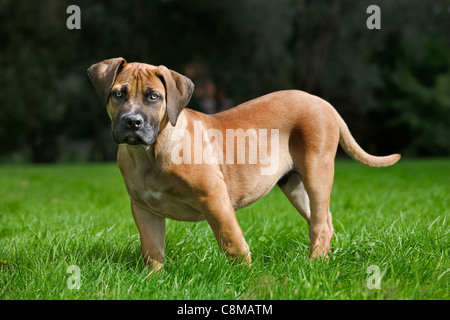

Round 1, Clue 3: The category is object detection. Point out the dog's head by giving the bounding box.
[87,58,194,146]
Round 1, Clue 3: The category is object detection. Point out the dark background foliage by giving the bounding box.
[1,0,449,163]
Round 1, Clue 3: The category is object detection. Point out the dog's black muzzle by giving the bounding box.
[112,112,158,146]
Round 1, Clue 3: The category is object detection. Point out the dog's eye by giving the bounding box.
[115,91,123,98]
[149,93,159,100]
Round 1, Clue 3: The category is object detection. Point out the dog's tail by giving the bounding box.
[333,109,401,167]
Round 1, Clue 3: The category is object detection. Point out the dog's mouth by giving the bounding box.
[113,131,155,146]
[123,134,145,146]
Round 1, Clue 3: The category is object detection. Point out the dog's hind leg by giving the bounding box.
[299,156,335,259]
[278,171,334,254]
[278,171,311,224]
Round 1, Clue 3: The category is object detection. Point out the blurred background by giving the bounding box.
[0,0,449,163]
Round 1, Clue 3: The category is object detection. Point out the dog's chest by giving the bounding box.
[121,163,204,222]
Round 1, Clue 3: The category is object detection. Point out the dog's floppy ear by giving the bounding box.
[156,65,194,126]
[87,57,126,105]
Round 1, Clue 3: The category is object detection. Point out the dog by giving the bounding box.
[87,57,400,271]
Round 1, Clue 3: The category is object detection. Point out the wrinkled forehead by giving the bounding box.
[113,63,165,92]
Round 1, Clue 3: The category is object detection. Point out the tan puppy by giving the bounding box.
[88,57,400,271]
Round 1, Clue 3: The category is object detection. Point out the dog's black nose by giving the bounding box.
[123,114,144,130]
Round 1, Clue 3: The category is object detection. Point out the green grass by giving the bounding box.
[0,160,448,299]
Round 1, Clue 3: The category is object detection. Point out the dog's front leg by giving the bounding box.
[130,200,166,273]
[199,187,251,265]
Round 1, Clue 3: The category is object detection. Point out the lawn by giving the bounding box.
[0,160,448,300]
